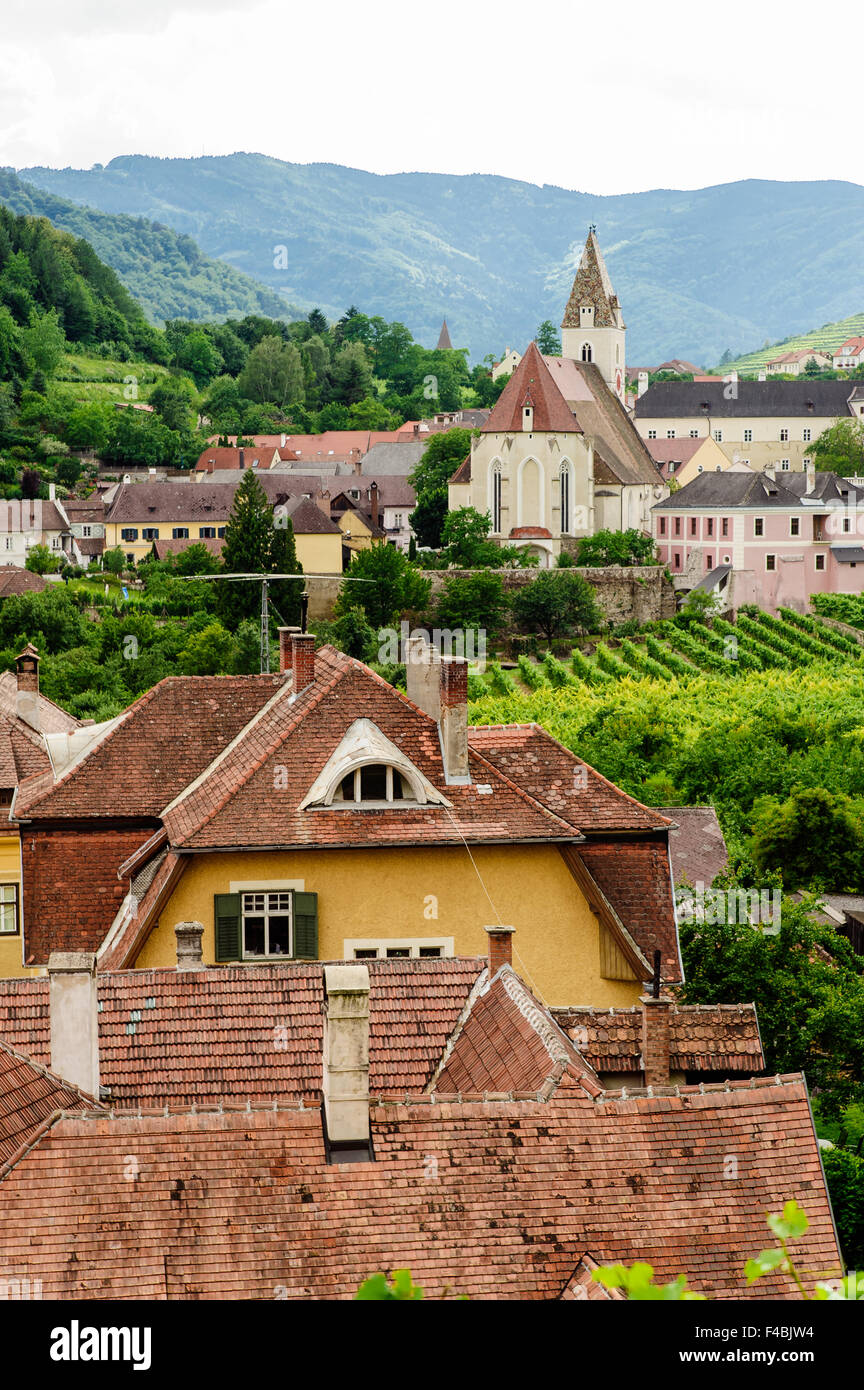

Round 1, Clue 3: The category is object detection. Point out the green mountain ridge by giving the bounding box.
[0,168,296,326]
[717,312,864,375]
[17,154,864,363]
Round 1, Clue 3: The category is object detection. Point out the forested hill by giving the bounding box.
[17,155,864,363]
[0,169,294,327]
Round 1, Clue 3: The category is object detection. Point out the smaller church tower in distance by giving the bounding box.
[436,319,453,351]
[561,228,626,401]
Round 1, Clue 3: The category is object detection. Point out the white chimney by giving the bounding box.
[405,635,441,720]
[49,952,99,1096]
[322,964,370,1147]
[175,920,205,970]
[48,482,56,501]
[638,370,649,397]
[806,460,816,495]
[758,371,766,382]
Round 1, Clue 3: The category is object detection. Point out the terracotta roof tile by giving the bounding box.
[0,1040,101,1169]
[481,343,578,434]
[553,1004,764,1074]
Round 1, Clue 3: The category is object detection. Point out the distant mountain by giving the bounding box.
[0,169,294,326]
[17,156,864,365]
[717,311,864,375]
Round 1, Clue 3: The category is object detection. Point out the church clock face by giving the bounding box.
[615,368,623,398]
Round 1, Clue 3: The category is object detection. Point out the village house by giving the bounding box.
[0,647,81,981]
[0,931,838,1299]
[635,378,864,474]
[449,232,665,565]
[0,491,82,569]
[651,464,864,610]
[832,337,864,371]
[644,434,730,486]
[765,348,833,376]
[9,635,682,1009]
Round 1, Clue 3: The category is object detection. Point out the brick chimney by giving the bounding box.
[278,625,301,673]
[486,925,514,974]
[640,994,673,1087]
[322,964,370,1146]
[15,643,40,731]
[369,481,379,530]
[175,920,205,970]
[439,656,469,781]
[48,952,99,1096]
[316,489,330,515]
[292,633,316,692]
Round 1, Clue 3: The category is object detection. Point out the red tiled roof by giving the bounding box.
[430,967,602,1098]
[481,343,578,434]
[579,838,682,984]
[467,724,671,833]
[0,1075,838,1299]
[509,526,553,538]
[162,650,578,853]
[0,671,80,737]
[0,567,49,597]
[561,1255,625,1300]
[17,674,285,820]
[0,1040,101,1169]
[151,536,223,560]
[553,1004,764,1074]
[0,959,485,1108]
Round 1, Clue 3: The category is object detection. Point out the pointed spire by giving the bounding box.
[436,319,453,351]
[562,228,620,328]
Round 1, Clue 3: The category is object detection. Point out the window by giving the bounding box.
[766,554,776,571]
[803,456,812,468]
[689,429,699,438]
[581,343,592,362]
[491,463,502,533]
[689,517,697,536]
[843,516,852,533]
[142,528,159,541]
[815,553,826,571]
[697,464,704,474]
[393,513,403,528]
[781,459,790,471]
[199,527,216,539]
[81,525,92,537]
[217,527,226,538]
[744,429,753,443]
[0,884,18,935]
[705,554,714,570]
[780,428,789,442]
[713,429,722,442]
[706,518,714,537]
[648,429,657,439]
[120,528,139,542]
[173,527,189,539]
[241,891,293,958]
[790,516,800,536]
[803,428,811,442]
[559,463,571,534]
[658,517,667,536]
[4,538,12,551]
[721,518,729,537]
[51,537,62,549]
[674,517,682,536]
[667,429,676,439]
[673,552,681,569]
[333,764,409,803]
[754,518,764,537]
[344,938,454,960]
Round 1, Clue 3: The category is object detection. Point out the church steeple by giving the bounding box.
[561,228,626,401]
[436,319,453,351]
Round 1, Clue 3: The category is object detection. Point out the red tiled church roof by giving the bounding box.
[481,343,578,434]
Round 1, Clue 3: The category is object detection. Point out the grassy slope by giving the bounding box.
[715,310,864,375]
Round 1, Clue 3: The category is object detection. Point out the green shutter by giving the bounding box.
[214,893,242,962]
[293,891,318,959]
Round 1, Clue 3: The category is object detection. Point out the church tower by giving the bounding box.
[561,227,626,401]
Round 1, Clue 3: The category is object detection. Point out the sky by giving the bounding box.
[0,1,856,193]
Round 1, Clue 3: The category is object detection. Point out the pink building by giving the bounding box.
[652,467,864,612]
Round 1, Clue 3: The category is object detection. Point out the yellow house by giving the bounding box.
[0,649,81,980]
[104,481,343,574]
[644,434,731,487]
[15,637,679,1008]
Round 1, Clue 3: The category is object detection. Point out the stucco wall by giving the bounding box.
[133,843,641,1009]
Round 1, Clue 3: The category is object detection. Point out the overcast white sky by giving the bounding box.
[0,0,856,191]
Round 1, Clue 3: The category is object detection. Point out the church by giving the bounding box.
[449,230,665,566]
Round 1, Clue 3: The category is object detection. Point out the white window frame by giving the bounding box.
[803,428,811,442]
[779,428,789,442]
[343,937,454,960]
[666,429,676,439]
[744,429,753,443]
[789,516,800,537]
[647,429,657,439]
[0,883,18,935]
[240,889,294,960]
[780,459,790,471]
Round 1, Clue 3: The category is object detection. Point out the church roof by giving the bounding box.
[481,343,579,434]
[561,228,620,329]
[436,319,453,351]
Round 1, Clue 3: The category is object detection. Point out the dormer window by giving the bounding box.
[299,718,452,811]
[333,764,410,803]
